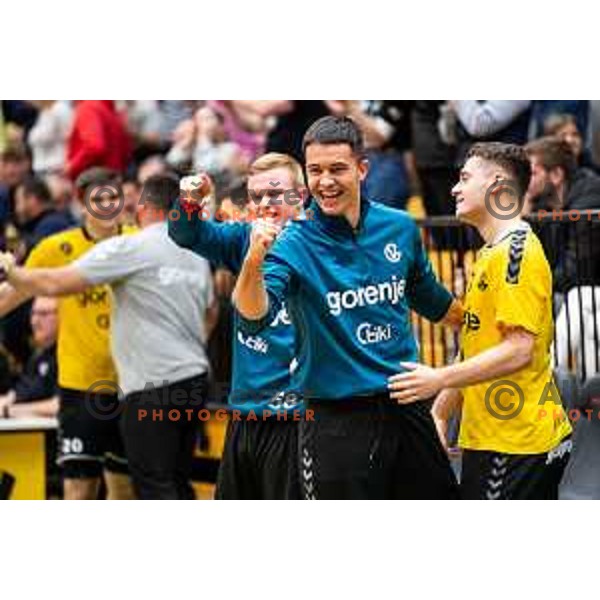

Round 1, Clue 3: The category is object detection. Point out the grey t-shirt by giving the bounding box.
[75,222,213,396]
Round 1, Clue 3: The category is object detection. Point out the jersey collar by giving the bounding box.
[311,196,371,239]
[488,220,530,247]
[81,223,123,243]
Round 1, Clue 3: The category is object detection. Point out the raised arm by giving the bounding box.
[232,219,281,322]
[0,253,90,296]
[169,175,248,273]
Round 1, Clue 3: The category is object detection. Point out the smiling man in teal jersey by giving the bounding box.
[234,117,463,500]
[169,153,308,500]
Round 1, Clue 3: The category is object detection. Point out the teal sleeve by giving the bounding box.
[168,198,249,273]
[407,224,453,322]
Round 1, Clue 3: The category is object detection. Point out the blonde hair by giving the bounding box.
[249,153,305,188]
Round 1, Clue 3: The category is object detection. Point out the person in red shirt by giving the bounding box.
[66,101,132,181]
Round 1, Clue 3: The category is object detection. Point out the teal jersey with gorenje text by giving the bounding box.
[238,198,454,400]
[168,198,303,415]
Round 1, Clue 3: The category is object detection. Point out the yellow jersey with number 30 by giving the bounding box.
[25,225,136,391]
[459,223,572,454]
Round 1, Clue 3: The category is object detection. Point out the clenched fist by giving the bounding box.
[180,173,214,207]
[247,219,283,264]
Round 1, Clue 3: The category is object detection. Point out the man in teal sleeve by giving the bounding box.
[234,117,463,499]
[169,153,309,499]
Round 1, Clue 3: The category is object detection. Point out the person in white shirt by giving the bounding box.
[555,286,600,379]
[27,101,72,174]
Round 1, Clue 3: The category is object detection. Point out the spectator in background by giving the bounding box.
[412,101,458,217]
[27,101,72,175]
[0,143,31,200]
[65,101,132,181]
[160,101,200,141]
[167,105,247,177]
[543,113,597,172]
[1,101,38,145]
[237,101,330,163]
[525,136,600,295]
[448,100,532,164]
[121,176,141,226]
[327,101,413,209]
[44,173,77,224]
[0,144,31,248]
[555,286,600,380]
[137,155,168,185]
[207,101,266,162]
[530,101,589,143]
[14,176,72,261]
[525,136,600,212]
[125,100,168,163]
[0,296,59,419]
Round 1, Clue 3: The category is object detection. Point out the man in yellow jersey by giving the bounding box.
[388,142,573,499]
[0,167,135,500]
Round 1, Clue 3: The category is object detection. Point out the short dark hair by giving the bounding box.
[141,173,180,212]
[466,142,532,196]
[122,174,140,188]
[74,167,121,199]
[0,143,29,163]
[19,175,52,205]
[525,136,577,183]
[302,116,365,157]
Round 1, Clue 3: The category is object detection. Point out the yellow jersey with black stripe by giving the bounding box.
[25,225,136,391]
[459,222,572,454]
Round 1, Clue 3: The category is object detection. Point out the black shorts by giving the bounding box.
[216,417,301,500]
[58,388,128,479]
[300,395,459,500]
[121,373,208,500]
[460,436,573,500]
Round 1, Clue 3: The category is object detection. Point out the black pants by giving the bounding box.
[216,418,301,500]
[120,373,208,500]
[461,436,573,500]
[299,395,459,499]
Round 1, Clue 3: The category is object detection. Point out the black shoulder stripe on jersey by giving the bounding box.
[505,230,528,285]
